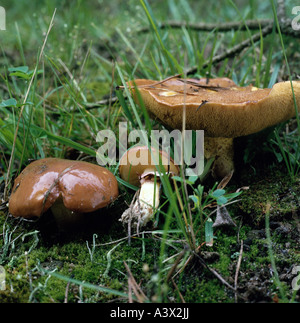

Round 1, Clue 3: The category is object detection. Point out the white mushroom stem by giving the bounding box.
[139,179,160,214]
[120,175,161,228]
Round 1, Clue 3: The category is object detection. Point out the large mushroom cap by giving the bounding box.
[119,145,179,187]
[127,78,300,137]
[9,158,119,218]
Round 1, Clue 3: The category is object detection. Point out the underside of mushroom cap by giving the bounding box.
[9,158,119,218]
[127,78,300,137]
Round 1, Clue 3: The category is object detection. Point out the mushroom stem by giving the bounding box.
[204,137,234,178]
[49,197,84,228]
[118,146,179,230]
[120,175,161,228]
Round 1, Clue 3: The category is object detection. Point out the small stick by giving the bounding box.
[171,278,186,303]
[186,24,274,75]
[138,18,298,37]
[138,19,273,33]
[234,240,244,303]
[166,249,186,282]
[193,251,236,291]
[64,281,70,303]
[117,73,182,90]
[83,96,119,110]
[124,261,148,303]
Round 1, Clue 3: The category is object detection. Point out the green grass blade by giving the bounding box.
[30,124,96,157]
[39,267,132,300]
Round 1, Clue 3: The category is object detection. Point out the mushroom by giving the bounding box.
[125,77,300,177]
[119,145,179,228]
[8,158,119,225]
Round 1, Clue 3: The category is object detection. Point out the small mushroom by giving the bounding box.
[119,146,179,228]
[9,158,119,225]
[126,77,300,177]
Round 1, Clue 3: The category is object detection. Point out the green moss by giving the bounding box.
[1,160,299,303]
[238,167,300,222]
[180,276,231,303]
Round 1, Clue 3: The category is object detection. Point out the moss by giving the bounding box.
[1,156,299,303]
[0,216,162,302]
[236,167,300,223]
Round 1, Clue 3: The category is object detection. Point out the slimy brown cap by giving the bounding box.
[9,158,119,218]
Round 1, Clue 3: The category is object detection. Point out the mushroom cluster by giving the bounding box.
[126,77,300,177]
[9,158,119,225]
[7,78,300,234]
[119,146,179,228]
[8,150,179,232]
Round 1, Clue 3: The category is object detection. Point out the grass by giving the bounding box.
[0,0,300,303]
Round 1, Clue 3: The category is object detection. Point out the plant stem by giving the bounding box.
[265,202,287,302]
[3,9,57,201]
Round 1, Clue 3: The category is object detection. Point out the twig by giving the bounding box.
[138,18,298,37]
[234,240,243,303]
[41,165,74,215]
[64,281,70,303]
[83,96,119,110]
[171,278,186,303]
[128,276,133,303]
[166,249,186,282]
[193,251,236,291]
[117,73,182,90]
[138,19,273,33]
[124,261,148,303]
[186,23,274,75]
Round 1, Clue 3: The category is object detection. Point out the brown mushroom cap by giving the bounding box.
[127,78,300,137]
[119,146,179,187]
[9,158,119,218]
